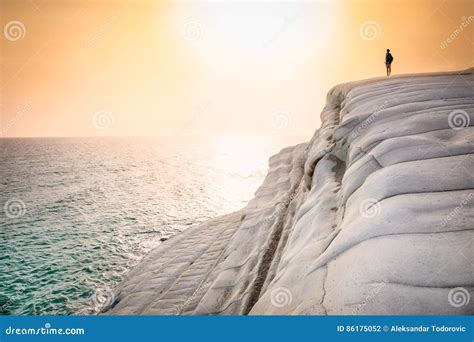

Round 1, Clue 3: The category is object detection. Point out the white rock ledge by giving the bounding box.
[105,69,474,315]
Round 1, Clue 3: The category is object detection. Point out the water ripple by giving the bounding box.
[0,137,274,315]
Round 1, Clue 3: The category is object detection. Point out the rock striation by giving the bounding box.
[105,69,474,315]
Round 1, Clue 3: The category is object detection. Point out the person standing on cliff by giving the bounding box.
[385,49,394,76]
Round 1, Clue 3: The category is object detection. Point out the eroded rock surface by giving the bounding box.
[106,69,474,315]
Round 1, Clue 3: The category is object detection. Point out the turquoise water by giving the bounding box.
[0,136,290,315]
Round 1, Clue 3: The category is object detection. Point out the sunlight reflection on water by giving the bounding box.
[0,135,306,315]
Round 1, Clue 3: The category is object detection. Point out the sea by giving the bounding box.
[0,135,305,315]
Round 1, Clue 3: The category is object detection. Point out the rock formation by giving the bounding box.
[105,69,474,315]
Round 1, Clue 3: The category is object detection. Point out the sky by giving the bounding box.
[1,0,473,138]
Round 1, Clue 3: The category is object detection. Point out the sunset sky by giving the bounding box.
[1,0,472,137]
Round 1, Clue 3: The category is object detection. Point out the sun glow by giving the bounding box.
[172,2,335,80]
[2,1,472,137]
[211,135,271,177]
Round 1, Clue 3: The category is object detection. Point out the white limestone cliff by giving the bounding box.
[105,69,474,315]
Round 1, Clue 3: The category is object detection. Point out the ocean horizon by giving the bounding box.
[0,135,306,315]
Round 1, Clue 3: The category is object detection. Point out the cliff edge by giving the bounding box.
[105,69,474,315]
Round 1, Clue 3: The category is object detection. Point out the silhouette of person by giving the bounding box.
[385,49,394,76]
